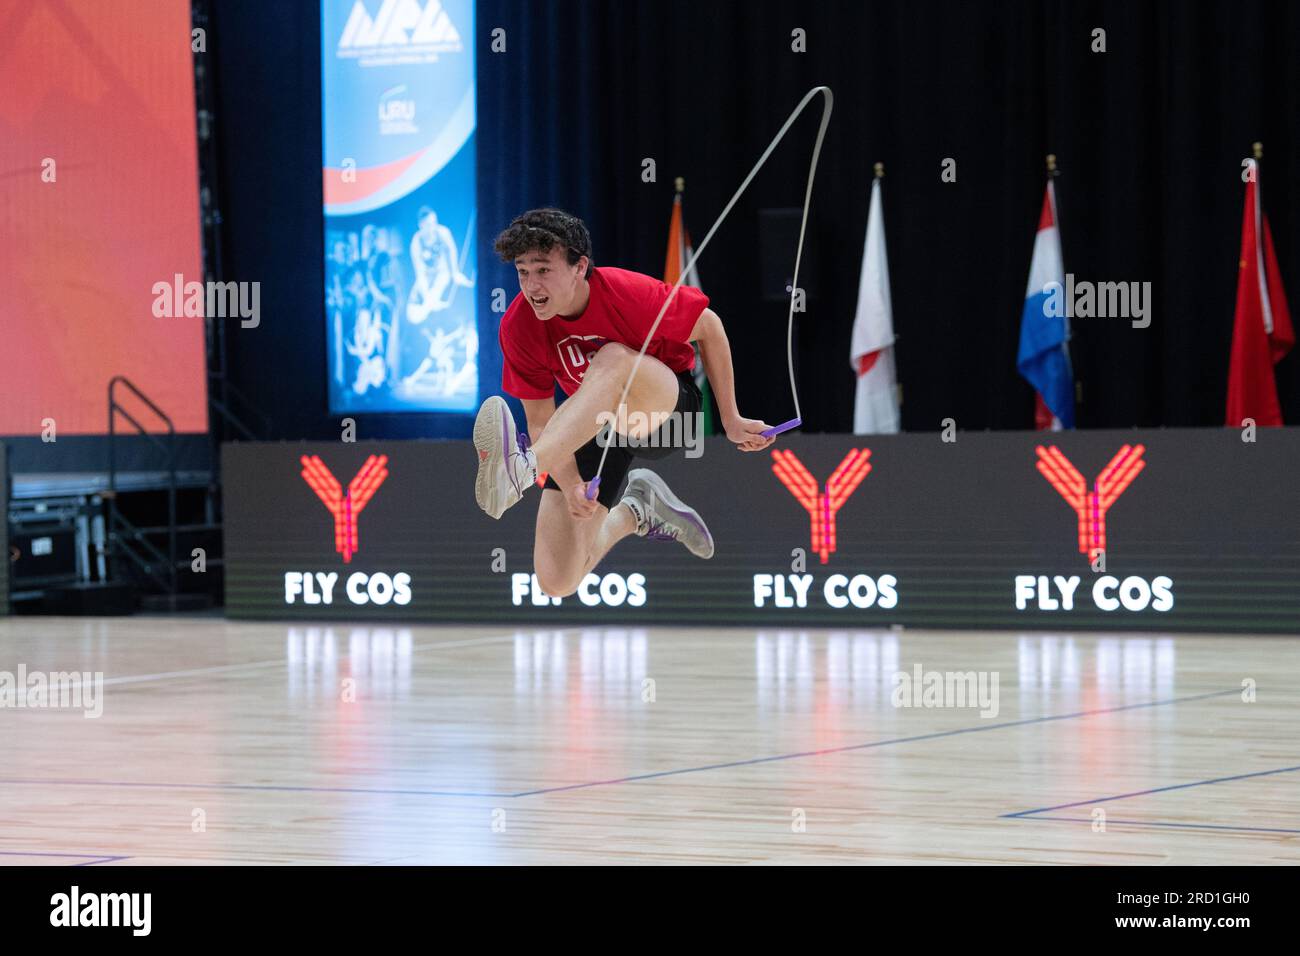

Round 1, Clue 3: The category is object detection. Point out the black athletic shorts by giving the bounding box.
[543,369,703,509]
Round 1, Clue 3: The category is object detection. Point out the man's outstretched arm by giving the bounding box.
[689,308,775,452]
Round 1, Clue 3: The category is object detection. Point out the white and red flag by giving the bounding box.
[850,174,900,434]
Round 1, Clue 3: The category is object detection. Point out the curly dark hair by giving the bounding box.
[494,208,593,279]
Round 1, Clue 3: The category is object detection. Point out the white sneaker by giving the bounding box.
[473,396,538,519]
[621,469,714,559]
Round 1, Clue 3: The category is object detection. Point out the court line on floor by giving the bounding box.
[0,687,1238,801]
[508,687,1242,796]
[1001,763,1300,835]
[0,850,130,865]
[1004,764,1300,817]
[1009,815,1300,835]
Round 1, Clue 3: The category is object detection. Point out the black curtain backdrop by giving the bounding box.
[209,0,1299,440]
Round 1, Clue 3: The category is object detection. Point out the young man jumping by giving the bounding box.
[473,207,776,598]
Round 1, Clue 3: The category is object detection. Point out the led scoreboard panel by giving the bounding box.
[223,430,1300,632]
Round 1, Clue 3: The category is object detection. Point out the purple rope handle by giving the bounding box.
[761,417,802,438]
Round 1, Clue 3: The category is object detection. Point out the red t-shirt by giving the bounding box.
[499,266,708,400]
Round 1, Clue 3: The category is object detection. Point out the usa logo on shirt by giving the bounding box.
[556,334,609,386]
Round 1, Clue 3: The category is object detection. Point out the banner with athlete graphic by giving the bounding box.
[321,0,478,414]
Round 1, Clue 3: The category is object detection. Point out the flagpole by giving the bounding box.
[1252,140,1263,258]
[671,175,715,435]
[1252,143,1263,214]
[1046,153,1078,411]
[870,161,899,409]
[1247,142,1275,339]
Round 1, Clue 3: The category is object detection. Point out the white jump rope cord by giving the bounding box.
[586,85,835,499]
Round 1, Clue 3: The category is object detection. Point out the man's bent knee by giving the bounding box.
[586,342,636,377]
[536,567,581,598]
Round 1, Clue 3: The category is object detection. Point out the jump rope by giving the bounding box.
[586,86,835,500]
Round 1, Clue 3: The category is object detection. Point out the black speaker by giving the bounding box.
[10,525,78,585]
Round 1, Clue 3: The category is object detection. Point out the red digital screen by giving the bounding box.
[0,0,206,435]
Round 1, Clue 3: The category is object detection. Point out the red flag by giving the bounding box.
[1226,160,1294,426]
[1033,393,1055,431]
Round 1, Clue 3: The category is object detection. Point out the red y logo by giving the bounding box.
[1035,444,1145,559]
[300,455,389,563]
[771,449,872,564]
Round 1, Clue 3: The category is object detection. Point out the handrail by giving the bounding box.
[109,512,170,579]
[208,397,258,441]
[113,407,173,455]
[107,375,177,596]
[109,376,175,433]
[209,374,270,438]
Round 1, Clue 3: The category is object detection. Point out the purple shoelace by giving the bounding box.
[643,517,680,542]
[507,429,532,495]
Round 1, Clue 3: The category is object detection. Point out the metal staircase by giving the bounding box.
[106,376,203,610]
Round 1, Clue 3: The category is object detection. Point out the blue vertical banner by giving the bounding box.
[322,0,477,414]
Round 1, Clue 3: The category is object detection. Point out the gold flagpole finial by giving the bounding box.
[1046,153,1058,174]
[674,176,685,193]
[1252,142,1263,160]
[873,162,884,179]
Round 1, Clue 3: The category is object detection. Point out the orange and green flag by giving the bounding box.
[664,185,715,435]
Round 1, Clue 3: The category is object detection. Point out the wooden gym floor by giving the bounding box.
[0,617,1296,865]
